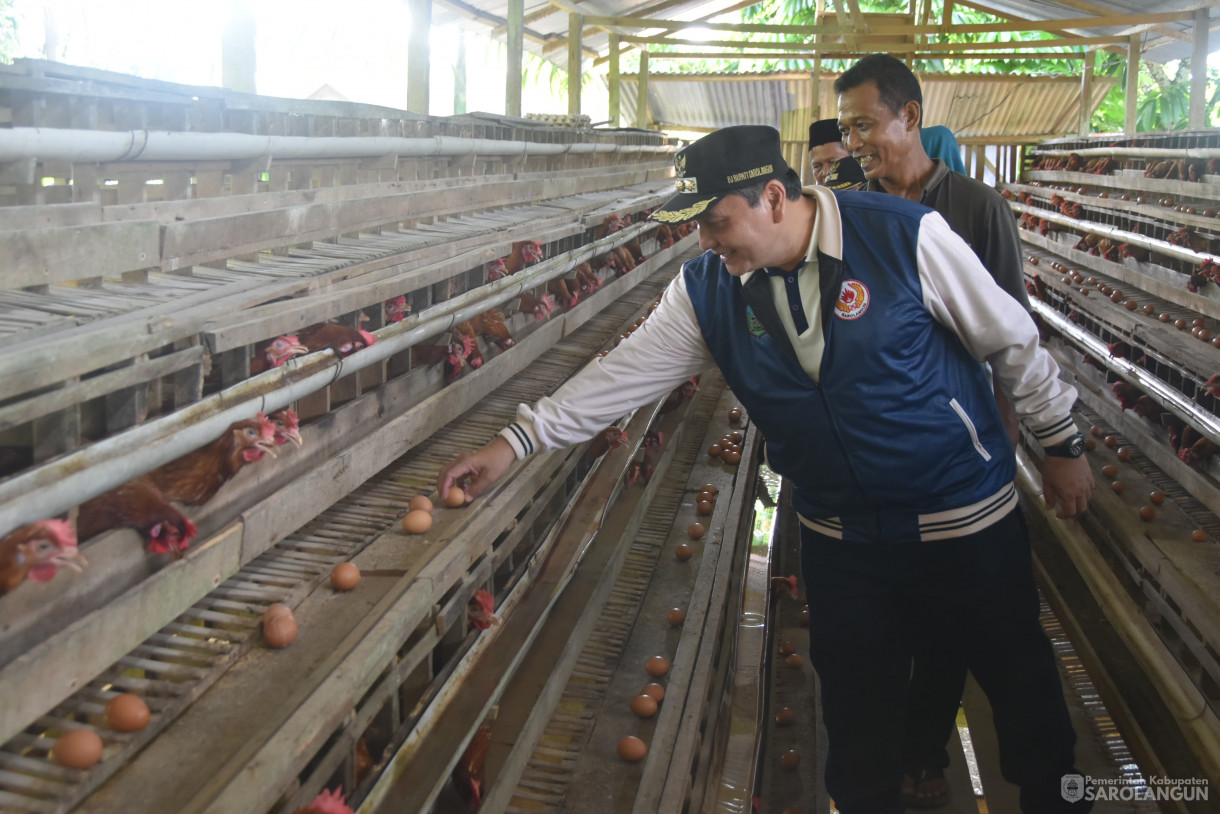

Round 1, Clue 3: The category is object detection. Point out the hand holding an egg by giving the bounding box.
[436,437,517,504]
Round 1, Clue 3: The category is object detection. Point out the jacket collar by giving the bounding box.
[739,185,842,286]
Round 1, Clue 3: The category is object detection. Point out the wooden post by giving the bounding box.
[1078,49,1095,137]
[408,0,432,115]
[454,31,467,115]
[221,4,257,94]
[1189,8,1209,129]
[506,0,523,117]
[637,51,650,129]
[1125,34,1140,135]
[608,34,621,127]
[568,13,583,117]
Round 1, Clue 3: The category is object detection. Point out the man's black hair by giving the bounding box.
[833,54,923,124]
[729,168,804,207]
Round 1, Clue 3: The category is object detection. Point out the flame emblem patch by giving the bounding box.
[834,279,870,320]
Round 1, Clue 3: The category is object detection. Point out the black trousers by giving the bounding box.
[800,509,1088,814]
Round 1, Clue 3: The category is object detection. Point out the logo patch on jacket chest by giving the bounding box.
[745,305,767,337]
[834,280,870,320]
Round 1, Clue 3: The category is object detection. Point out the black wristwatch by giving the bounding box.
[1044,433,1086,458]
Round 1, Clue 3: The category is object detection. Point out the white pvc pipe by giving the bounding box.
[0,127,672,164]
[0,222,656,534]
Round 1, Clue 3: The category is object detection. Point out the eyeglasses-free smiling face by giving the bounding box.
[694,192,782,276]
[837,80,919,182]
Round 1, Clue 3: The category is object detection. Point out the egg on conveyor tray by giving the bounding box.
[331,562,361,591]
[408,495,434,513]
[401,509,433,534]
[263,604,298,648]
[52,729,104,769]
[641,683,666,701]
[630,694,658,718]
[666,608,685,626]
[105,694,150,732]
[618,736,648,762]
[444,486,467,508]
[645,656,671,677]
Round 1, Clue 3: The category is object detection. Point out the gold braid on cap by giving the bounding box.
[651,197,716,223]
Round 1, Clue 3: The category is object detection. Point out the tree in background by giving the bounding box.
[0,0,18,63]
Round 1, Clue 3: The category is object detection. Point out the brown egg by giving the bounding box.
[1085,276,1097,285]
[775,707,796,726]
[1201,330,1213,342]
[408,495,434,513]
[1111,481,1126,494]
[330,562,361,591]
[105,694,150,732]
[263,609,298,648]
[1110,291,1124,303]
[1116,447,1132,462]
[1029,256,1040,265]
[1213,336,1220,349]
[687,523,706,539]
[1193,327,1203,338]
[1149,491,1166,506]
[1192,529,1209,542]
[402,509,433,534]
[729,407,743,423]
[1101,464,1118,478]
[778,640,796,656]
[1159,313,1172,323]
[444,486,467,507]
[728,431,744,444]
[1079,288,1090,296]
[1085,439,1096,451]
[265,602,292,619]
[1143,304,1156,315]
[785,653,804,668]
[645,656,671,677]
[52,729,103,769]
[1176,319,1189,330]
[641,683,666,701]
[1124,300,1137,311]
[1089,425,1104,438]
[708,444,723,458]
[1139,506,1156,522]
[1194,317,1206,328]
[618,736,648,762]
[630,694,659,718]
[700,484,718,496]
[696,500,714,516]
[781,749,802,770]
[667,608,685,626]
[1104,435,1119,448]
[675,544,694,562]
[722,450,742,465]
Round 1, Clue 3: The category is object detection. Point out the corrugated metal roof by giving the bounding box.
[618,71,1118,141]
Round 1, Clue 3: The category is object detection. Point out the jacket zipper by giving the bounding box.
[949,398,992,461]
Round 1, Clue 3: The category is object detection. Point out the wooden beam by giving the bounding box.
[617,34,1113,53]
[506,0,523,117]
[608,33,620,127]
[407,0,431,115]
[1189,8,1209,129]
[638,50,1093,61]
[568,13,582,117]
[1125,34,1140,135]
[636,51,650,129]
[1079,48,1095,137]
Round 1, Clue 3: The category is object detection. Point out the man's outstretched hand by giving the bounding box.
[437,436,518,503]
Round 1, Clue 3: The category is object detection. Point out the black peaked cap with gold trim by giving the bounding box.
[650,125,790,225]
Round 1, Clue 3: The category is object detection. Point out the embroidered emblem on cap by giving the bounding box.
[675,177,699,193]
[726,164,774,184]
[675,153,687,177]
[834,279,870,320]
[746,305,766,338]
[651,197,716,223]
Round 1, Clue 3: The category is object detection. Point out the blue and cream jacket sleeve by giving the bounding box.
[498,273,715,459]
[914,211,1078,447]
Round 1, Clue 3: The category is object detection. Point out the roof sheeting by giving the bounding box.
[619,71,1118,141]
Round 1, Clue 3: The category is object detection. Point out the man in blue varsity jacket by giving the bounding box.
[438,125,1095,813]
